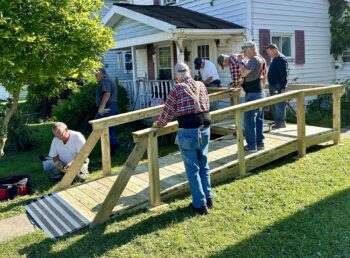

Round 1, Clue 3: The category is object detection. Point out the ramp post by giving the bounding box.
[235,110,246,176]
[101,128,112,176]
[296,92,306,158]
[148,132,161,207]
[332,88,341,145]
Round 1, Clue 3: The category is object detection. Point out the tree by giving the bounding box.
[0,0,113,156]
[329,0,350,58]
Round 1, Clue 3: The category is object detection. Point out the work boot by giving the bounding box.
[189,203,209,215]
[271,122,286,129]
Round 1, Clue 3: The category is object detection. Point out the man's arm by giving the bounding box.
[203,76,213,86]
[278,58,288,90]
[99,92,111,110]
[239,64,252,78]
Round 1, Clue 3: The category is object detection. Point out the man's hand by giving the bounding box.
[281,88,287,93]
[98,106,106,115]
[152,121,160,128]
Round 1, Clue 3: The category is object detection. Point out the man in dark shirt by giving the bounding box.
[267,44,288,129]
[95,68,121,154]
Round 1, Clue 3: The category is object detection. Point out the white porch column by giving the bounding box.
[175,39,185,63]
[131,46,139,109]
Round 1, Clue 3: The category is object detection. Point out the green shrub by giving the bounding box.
[306,79,350,128]
[0,103,36,153]
[52,79,129,131]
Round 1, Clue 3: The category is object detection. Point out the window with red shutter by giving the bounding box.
[295,30,305,65]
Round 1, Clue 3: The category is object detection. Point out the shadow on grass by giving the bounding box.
[210,188,350,258]
[20,205,195,258]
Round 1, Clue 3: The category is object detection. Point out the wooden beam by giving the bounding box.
[91,137,147,227]
[55,129,103,191]
[101,128,111,176]
[235,110,246,176]
[332,88,341,145]
[296,92,306,158]
[148,132,161,207]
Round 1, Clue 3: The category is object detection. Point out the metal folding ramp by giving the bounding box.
[25,193,91,239]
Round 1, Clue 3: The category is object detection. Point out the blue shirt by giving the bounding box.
[96,76,117,107]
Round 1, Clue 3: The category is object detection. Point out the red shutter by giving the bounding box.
[153,0,161,5]
[295,30,305,64]
[259,29,271,65]
[147,44,155,80]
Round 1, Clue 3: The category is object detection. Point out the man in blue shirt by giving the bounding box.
[267,44,288,129]
[95,68,121,154]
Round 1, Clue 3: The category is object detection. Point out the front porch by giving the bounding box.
[103,3,246,109]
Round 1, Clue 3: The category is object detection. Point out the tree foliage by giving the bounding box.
[0,0,113,92]
[0,0,113,156]
[329,0,350,58]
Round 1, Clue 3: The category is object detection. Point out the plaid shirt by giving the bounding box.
[229,54,242,87]
[158,78,210,127]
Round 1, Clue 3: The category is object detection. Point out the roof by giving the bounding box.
[114,4,244,30]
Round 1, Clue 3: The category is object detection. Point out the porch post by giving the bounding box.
[131,46,139,109]
[175,39,184,63]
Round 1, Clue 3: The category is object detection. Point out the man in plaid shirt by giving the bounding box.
[157,77,210,128]
[217,54,244,88]
[154,62,212,216]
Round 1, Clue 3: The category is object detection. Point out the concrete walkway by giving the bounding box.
[0,214,36,242]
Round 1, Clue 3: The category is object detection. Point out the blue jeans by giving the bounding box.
[95,105,120,147]
[244,92,265,149]
[177,126,212,208]
[269,84,287,124]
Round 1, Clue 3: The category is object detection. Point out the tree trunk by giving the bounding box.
[0,91,20,157]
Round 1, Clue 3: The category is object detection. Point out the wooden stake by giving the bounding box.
[296,92,306,158]
[148,132,161,207]
[235,110,246,176]
[101,128,111,176]
[332,88,341,145]
[91,137,147,227]
[55,129,103,191]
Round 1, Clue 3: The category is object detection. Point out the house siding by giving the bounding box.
[177,0,248,27]
[113,17,162,42]
[252,0,336,84]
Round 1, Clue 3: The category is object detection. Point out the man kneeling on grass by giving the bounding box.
[39,122,89,182]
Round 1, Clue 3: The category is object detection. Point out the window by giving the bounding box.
[343,50,350,62]
[158,46,172,80]
[124,51,133,73]
[272,35,292,58]
[197,45,210,60]
[116,52,123,71]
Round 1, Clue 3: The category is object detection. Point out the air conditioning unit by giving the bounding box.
[163,0,176,5]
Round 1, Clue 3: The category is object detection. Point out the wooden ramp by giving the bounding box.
[25,124,335,238]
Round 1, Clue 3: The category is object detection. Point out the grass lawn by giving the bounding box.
[0,122,178,220]
[0,129,349,257]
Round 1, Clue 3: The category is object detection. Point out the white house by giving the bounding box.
[101,0,349,109]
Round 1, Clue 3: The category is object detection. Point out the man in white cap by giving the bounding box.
[239,41,267,153]
[40,122,89,182]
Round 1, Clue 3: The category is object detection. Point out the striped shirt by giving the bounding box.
[158,78,210,127]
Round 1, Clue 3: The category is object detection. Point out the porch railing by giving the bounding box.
[119,80,175,110]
